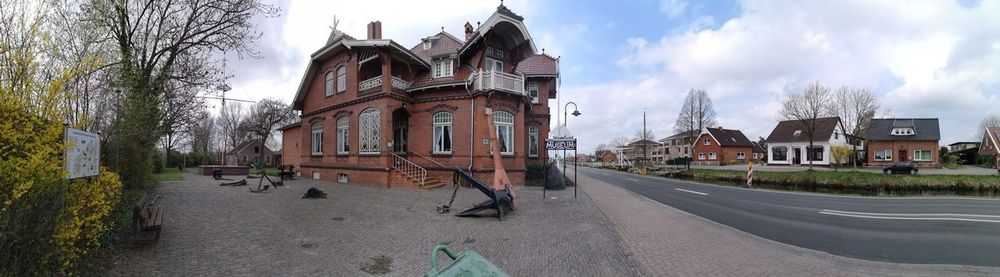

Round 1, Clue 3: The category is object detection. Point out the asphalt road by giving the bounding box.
[573,166,1000,267]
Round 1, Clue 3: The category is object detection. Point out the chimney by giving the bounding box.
[464,22,474,41]
[367,21,382,39]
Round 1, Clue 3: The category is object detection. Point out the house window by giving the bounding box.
[265,155,271,165]
[486,47,504,59]
[485,57,503,72]
[254,146,259,154]
[914,150,932,161]
[337,116,349,154]
[698,153,705,160]
[793,130,802,137]
[494,111,514,155]
[684,147,688,154]
[807,146,824,161]
[242,155,247,163]
[709,152,717,160]
[834,132,839,140]
[311,122,323,155]
[703,139,710,145]
[528,126,539,157]
[528,82,539,104]
[336,66,346,93]
[433,59,453,78]
[324,71,334,96]
[772,146,788,161]
[423,40,432,50]
[359,108,381,154]
[433,112,453,154]
[737,152,746,160]
[875,149,892,161]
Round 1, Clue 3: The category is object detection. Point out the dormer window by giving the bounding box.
[423,40,432,50]
[891,128,915,136]
[433,58,453,78]
[793,130,802,137]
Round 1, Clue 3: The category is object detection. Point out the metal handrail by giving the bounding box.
[409,151,450,169]
[391,153,427,187]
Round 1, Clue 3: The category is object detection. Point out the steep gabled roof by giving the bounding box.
[866,118,940,141]
[704,127,754,147]
[409,31,463,64]
[766,117,841,143]
[458,5,537,58]
[515,54,558,76]
[751,141,766,153]
[985,127,1000,150]
[277,121,301,131]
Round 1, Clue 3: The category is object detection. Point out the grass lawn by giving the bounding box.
[250,167,280,176]
[683,169,1000,196]
[153,167,185,181]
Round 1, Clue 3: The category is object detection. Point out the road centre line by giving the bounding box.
[819,210,1000,223]
[675,188,708,196]
[822,209,1000,218]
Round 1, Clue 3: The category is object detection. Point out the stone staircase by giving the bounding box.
[390,153,445,190]
[390,170,444,189]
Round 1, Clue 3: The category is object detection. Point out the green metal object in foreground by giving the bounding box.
[425,245,509,277]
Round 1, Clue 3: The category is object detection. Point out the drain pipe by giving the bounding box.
[465,72,477,172]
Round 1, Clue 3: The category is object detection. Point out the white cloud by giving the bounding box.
[658,0,688,18]
[589,0,1000,150]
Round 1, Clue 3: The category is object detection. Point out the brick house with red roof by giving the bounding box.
[979,127,1000,168]
[691,127,756,166]
[280,4,556,188]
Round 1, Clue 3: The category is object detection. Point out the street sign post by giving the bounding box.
[546,138,578,198]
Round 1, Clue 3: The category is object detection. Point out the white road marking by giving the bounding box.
[626,178,639,182]
[675,188,708,196]
[819,210,1000,223]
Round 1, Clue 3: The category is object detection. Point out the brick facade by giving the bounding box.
[692,133,754,166]
[866,140,940,167]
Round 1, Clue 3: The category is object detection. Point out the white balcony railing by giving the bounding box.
[359,75,411,92]
[475,69,524,95]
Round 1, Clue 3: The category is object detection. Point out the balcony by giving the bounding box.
[359,75,411,92]
[475,70,524,95]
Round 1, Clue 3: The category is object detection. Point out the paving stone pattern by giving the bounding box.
[573,168,1000,277]
[108,172,642,276]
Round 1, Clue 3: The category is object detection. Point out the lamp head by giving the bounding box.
[571,110,581,117]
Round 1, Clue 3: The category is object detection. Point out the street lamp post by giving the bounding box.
[564,102,580,198]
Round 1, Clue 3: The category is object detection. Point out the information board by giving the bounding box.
[65,127,100,179]
[545,139,577,150]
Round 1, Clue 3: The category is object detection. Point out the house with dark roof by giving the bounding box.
[691,127,755,166]
[624,139,660,162]
[865,118,941,167]
[280,4,557,188]
[948,141,980,165]
[655,130,698,163]
[751,141,767,162]
[765,117,852,166]
[226,138,278,167]
[978,127,1000,167]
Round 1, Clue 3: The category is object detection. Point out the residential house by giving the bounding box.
[765,117,851,166]
[279,121,302,168]
[948,141,980,165]
[978,127,1000,166]
[624,139,659,163]
[865,118,941,167]
[280,4,555,188]
[751,141,766,163]
[656,130,697,163]
[226,139,278,167]
[691,127,755,166]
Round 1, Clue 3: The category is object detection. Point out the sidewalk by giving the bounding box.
[690,164,999,175]
[573,168,1000,276]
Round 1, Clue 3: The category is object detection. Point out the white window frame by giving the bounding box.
[433,112,453,154]
[737,152,746,160]
[311,122,323,155]
[494,111,514,155]
[703,139,710,145]
[336,66,347,93]
[423,40,432,50]
[324,71,334,96]
[875,149,893,161]
[698,153,705,160]
[337,116,349,154]
[485,57,503,72]
[528,126,539,157]
[359,108,381,154]
[914,150,932,161]
[433,58,454,78]
[527,81,539,104]
[709,152,717,160]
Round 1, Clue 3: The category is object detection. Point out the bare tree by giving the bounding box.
[976,114,1000,141]
[674,89,717,135]
[781,81,832,170]
[159,82,205,164]
[829,86,879,169]
[187,110,215,163]
[633,129,656,142]
[609,136,632,149]
[241,98,295,166]
[218,102,247,158]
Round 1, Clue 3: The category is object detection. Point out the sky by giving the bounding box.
[215,0,1000,153]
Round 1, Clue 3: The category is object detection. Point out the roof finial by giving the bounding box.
[329,15,340,31]
[500,0,504,6]
[441,26,445,32]
[542,48,545,54]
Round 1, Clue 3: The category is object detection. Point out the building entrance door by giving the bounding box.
[392,108,409,154]
[898,150,908,162]
[793,148,802,164]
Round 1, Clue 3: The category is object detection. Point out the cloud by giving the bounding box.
[658,0,688,18]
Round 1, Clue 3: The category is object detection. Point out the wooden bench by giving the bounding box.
[278,164,296,180]
[132,193,164,244]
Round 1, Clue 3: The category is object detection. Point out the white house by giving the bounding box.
[765,117,853,166]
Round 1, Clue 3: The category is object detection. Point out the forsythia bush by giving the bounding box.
[52,168,124,270]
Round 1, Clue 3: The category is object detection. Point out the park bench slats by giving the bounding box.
[133,193,164,243]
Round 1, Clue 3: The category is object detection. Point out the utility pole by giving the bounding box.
[642,108,647,164]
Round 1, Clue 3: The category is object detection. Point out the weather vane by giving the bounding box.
[329,15,340,31]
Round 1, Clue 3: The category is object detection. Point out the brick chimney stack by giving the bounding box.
[367,21,382,39]
[464,22,474,41]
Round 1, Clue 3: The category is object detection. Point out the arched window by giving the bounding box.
[528,126,539,157]
[359,108,381,154]
[433,112,453,154]
[311,122,323,155]
[336,66,347,92]
[324,71,334,96]
[493,111,514,155]
[337,116,349,154]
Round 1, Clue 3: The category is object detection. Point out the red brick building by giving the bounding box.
[281,5,556,188]
[691,127,755,166]
[865,118,941,168]
[977,127,999,167]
